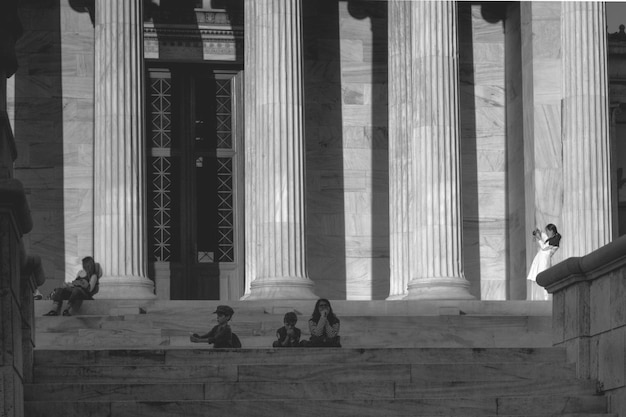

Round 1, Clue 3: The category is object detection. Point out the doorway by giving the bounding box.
[146,65,244,300]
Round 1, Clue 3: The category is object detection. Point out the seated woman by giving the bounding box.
[302,298,341,347]
[44,256,101,316]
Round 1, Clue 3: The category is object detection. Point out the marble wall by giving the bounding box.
[609,43,626,237]
[459,4,507,299]
[303,1,389,300]
[520,2,563,271]
[505,4,526,300]
[10,1,94,296]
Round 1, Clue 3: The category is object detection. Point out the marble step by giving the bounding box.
[33,361,577,384]
[35,314,552,349]
[35,331,551,350]
[25,378,599,402]
[23,397,610,417]
[36,313,552,333]
[34,299,553,317]
[35,347,569,366]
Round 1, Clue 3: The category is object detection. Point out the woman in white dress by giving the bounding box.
[527,224,561,300]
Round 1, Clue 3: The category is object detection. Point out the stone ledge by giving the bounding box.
[537,234,626,293]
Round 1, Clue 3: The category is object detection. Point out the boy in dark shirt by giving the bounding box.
[190,305,241,348]
[272,311,301,347]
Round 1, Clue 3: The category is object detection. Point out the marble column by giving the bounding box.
[93,0,155,299]
[405,1,473,300]
[561,2,613,259]
[243,0,317,300]
[242,0,257,299]
[387,0,413,300]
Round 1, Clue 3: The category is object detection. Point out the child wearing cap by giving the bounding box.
[190,305,241,348]
[272,312,301,347]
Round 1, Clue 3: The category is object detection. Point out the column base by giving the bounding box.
[246,277,318,300]
[95,276,157,299]
[386,293,407,300]
[405,277,475,300]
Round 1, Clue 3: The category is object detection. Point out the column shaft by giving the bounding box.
[387,0,413,299]
[94,0,155,298]
[561,2,613,259]
[406,1,473,300]
[244,0,316,300]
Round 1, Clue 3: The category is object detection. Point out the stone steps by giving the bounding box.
[35,312,553,349]
[33,347,569,365]
[32,361,579,384]
[25,347,609,417]
[34,299,553,317]
[26,301,610,417]
[24,398,613,417]
[26,378,599,402]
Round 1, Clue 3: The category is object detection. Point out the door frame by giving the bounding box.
[146,63,245,300]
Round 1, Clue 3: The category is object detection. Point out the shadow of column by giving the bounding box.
[458,2,481,299]
[303,0,347,299]
[347,0,389,300]
[501,3,527,299]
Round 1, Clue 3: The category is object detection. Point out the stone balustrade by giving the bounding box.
[538,233,626,417]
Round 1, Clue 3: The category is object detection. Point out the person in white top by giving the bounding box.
[527,224,561,300]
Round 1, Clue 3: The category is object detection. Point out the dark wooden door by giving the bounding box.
[147,66,244,300]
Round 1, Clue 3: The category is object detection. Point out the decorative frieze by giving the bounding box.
[143,9,243,62]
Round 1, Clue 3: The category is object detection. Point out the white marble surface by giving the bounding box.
[404,1,472,300]
[92,0,155,299]
[243,0,316,300]
[561,2,613,259]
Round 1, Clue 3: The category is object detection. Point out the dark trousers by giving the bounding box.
[50,286,90,313]
[303,335,341,347]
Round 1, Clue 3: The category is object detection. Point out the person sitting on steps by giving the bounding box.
[190,305,242,348]
[272,311,301,348]
[301,298,341,347]
[43,256,101,317]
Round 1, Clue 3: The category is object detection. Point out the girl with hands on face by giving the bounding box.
[303,298,341,347]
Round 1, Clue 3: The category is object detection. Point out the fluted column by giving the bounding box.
[387,0,413,299]
[561,2,613,259]
[405,1,473,300]
[243,0,317,300]
[93,0,155,299]
[242,0,257,299]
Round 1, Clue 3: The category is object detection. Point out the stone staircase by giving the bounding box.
[33,299,554,349]
[25,300,614,417]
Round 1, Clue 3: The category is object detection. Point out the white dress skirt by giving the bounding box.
[526,232,559,300]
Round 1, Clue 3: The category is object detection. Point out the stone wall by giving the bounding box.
[0,180,35,417]
[303,1,389,300]
[538,234,626,417]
